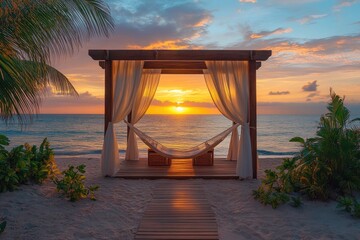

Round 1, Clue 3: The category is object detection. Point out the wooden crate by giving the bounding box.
[193,149,214,166]
[148,149,171,166]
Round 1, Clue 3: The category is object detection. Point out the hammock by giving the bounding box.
[125,120,240,159]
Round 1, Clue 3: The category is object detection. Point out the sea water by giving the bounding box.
[0,114,323,158]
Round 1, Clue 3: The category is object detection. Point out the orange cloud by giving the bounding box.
[128,40,191,50]
[193,16,212,27]
[239,0,257,3]
[250,28,292,39]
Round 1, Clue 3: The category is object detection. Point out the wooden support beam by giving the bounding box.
[249,60,257,179]
[99,61,105,69]
[127,111,132,140]
[99,61,262,72]
[144,61,207,69]
[89,50,272,61]
[104,60,113,135]
[161,69,204,74]
[256,62,261,70]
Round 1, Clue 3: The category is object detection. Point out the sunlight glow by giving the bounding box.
[175,106,185,113]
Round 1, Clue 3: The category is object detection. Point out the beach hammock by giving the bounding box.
[125,120,240,159]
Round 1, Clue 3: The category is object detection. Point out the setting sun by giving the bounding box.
[170,105,189,114]
[175,106,185,113]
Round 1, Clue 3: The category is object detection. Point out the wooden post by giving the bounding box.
[104,60,113,135]
[127,111,132,140]
[249,60,257,179]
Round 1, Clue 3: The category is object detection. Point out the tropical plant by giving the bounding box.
[0,135,19,192]
[0,220,6,234]
[290,90,360,198]
[53,164,99,201]
[254,90,360,208]
[337,196,360,218]
[0,134,58,192]
[0,0,113,123]
[25,138,59,183]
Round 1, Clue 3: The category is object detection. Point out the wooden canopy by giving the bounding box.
[89,49,272,178]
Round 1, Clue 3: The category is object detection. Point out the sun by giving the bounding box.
[175,106,185,113]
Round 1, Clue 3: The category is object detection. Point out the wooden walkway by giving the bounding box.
[115,158,237,179]
[135,182,219,240]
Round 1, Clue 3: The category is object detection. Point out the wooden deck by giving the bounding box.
[135,182,219,240]
[114,158,238,179]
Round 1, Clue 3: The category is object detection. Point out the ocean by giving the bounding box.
[0,114,324,158]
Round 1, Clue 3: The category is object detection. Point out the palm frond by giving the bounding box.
[0,0,113,123]
[0,55,78,123]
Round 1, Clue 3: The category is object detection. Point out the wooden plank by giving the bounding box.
[89,49,272,61]
[135,183,219,240]
[115,158,239,179]
[249,60,258,179]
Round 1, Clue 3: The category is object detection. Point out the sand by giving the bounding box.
[1,157,359,240]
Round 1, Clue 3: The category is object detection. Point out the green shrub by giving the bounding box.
[0,135,19,192]
[290,196,303,208]
[337,196,360,218]
[25,138,59,183]
[0,220,6,234]
[53,164,99,202]
[254,90,360,209]
[0,135,57,192]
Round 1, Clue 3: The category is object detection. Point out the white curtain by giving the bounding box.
[203,61,253,178]
[101,60,144,176]
[125,69,161,160]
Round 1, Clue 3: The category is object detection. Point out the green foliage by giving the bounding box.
[0,135,57,192]
[337,196,353,213]
[0,220,6,234]
[253,186,290,209]
[25,138,59,183]
[337,197,360,218]
[290,90,360,198]
[1,1,114,123]
[53,164,99,202]
[290,196,303,208]
[254,90,360,210]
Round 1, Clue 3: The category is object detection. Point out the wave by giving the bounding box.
[55,149,126,156]
[257,149,296,156]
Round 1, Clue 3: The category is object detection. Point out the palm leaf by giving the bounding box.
[0,0,113,123]
[0,56,78,123]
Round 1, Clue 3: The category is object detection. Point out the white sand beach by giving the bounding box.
[1,157,359,240]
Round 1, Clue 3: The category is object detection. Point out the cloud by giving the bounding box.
[333,0,357,11]
[295,14,327,24]
[307,92,318,98]
[267,0,321,4]
[239,0,256,3]
[225,27,360,78]
[269,91,290,95]
[249,28,292,39]
[105,0,212,49]
[302,81,318,92]
[258,101,360,115]
[41,88,103,113]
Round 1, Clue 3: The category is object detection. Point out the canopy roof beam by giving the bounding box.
[90,50,271,61]
[98,61,262,73]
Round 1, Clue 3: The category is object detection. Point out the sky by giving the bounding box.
[42,0,360,115]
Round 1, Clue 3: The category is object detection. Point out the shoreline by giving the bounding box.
[1,157,359,240]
